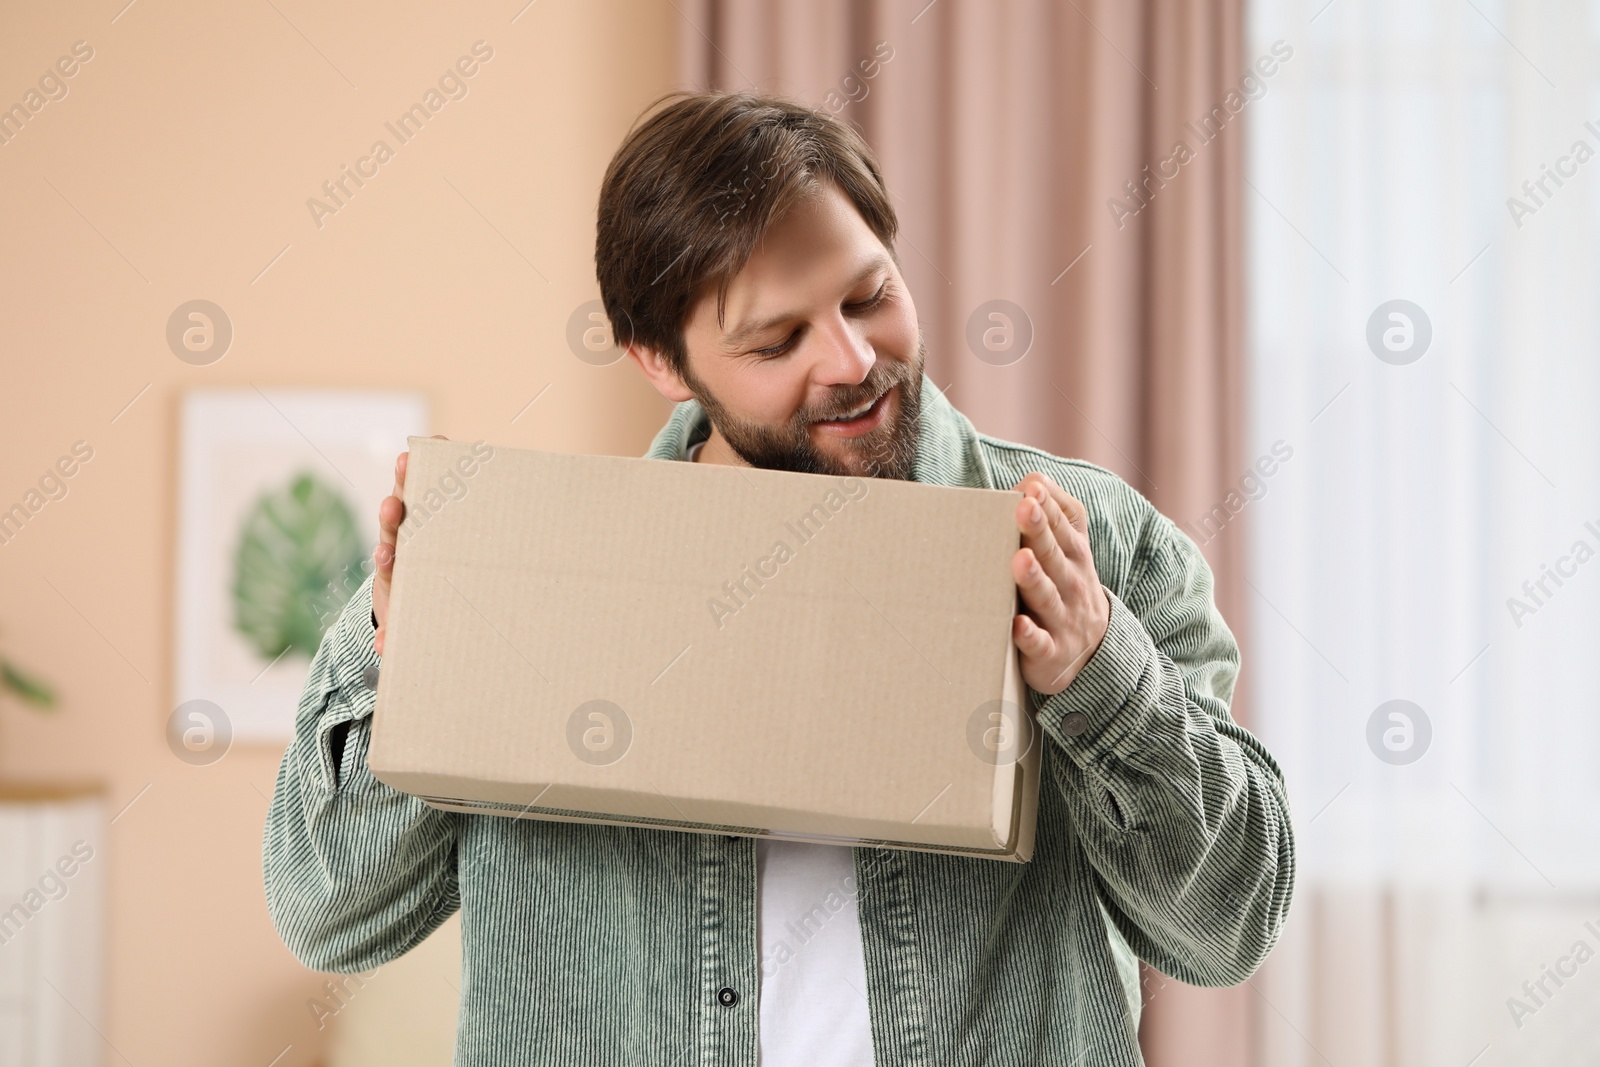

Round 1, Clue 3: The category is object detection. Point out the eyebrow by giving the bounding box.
[720,254,892,351]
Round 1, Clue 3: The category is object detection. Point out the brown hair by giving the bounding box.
[595,90,899,378]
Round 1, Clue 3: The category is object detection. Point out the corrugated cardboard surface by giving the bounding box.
[369,436,1042,861]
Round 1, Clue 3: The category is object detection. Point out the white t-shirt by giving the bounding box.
[755,838,876,1066]
[687,437,875,1065]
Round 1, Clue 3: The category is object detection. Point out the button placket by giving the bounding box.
[697,832,757,1062]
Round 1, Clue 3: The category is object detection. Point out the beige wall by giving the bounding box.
[0,1,677,1063]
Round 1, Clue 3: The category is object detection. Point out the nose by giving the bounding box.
[808,309,875,394]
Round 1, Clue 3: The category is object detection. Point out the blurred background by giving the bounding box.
[1,0,1596,1064]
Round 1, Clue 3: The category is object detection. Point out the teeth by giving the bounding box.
[824,393,879,422]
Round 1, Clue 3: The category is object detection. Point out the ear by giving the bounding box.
[627,340,696,403]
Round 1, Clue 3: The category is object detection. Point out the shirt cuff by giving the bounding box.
[1030,587,1158,770]
[311,574,383,727]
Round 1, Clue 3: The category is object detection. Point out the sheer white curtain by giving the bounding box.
[1246,0,1600,1063]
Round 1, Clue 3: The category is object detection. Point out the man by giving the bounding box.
[264,90,1295,1066]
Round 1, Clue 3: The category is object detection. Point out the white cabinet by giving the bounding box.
[0,786,104,1067]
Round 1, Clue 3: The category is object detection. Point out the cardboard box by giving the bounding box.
[368,436,1041,861]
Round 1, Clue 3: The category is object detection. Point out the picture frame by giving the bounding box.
[173,388,428,746]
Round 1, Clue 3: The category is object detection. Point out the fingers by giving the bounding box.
[1013,532,1066,633]
[1018,475,1090,561]
[373,435,451,656]
[1011,472,1094,631]
[1015,472,1088,535]
[381,452,408,541]
[376,453,407,579]
[371,452,408,655]
[1013,609,1057,661]
[380,435,452,554]
[1006,472,1109,693]
[373,537,395,581]
[1013,484,1067,630]
[381,435,449,548]
[393,449,409,495]
[1014,487,1073,593]
[395,435,449,495]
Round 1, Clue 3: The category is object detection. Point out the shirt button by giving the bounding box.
[717,986,739,1007]
[362,664,380,691]
[1061,712,1090,737]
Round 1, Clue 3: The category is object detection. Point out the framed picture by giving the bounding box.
[174,389,428,746]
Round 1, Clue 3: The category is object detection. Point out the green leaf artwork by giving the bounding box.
[232,469,367,661]
[0,621,56,711]
[0,658,55,709]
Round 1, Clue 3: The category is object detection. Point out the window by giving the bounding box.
[1247,1,1600,1061]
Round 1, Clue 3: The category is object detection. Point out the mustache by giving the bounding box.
[809,370,902,422]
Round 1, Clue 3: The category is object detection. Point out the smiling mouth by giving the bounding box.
[816,386,888,424]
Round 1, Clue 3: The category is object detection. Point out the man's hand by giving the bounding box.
[372,435,448,655]
[1011,472,1111,696]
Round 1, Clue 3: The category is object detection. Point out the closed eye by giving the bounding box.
[753,331,800,359]
[752,282,891,359]
[849,282,891,314]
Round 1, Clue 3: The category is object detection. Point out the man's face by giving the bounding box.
[636,179,925,480]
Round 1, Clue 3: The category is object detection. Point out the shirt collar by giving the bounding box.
[642,373,998,491]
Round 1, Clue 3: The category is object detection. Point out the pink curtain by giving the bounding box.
[677,2,1251,1063]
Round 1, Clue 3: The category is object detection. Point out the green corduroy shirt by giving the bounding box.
[263,372,1295,1066]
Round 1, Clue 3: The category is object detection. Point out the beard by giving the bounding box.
[682,334,926,481]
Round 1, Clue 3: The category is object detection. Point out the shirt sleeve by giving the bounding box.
[1030,509,1296,987]
[262,570,461,973]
